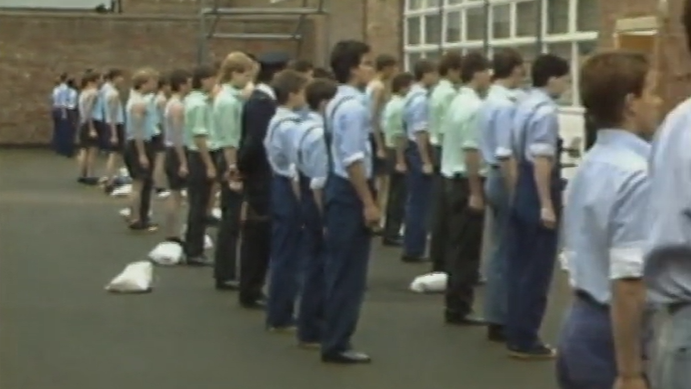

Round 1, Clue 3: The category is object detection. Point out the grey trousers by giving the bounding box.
[650,304,691,389]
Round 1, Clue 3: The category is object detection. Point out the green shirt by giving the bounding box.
[212,84,244,149]
[184,90,214,151]
[440,86,485,178]
[428,79,457,146]
[380,95,406,148]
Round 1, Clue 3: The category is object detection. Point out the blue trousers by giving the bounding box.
[296,176,326,343]
[556,295,615,389]
[266,175,303,328]
[483,167,511,325]
[322,175,372,355]
[403,141,432,257]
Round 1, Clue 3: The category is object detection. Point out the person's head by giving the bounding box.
[313,67,335,80]
[438,51,463,83]
[532,54,570,98]
[330,40,374,87]
[375,54,398,79]
[218,51,255,89]
[105,68,125,88]
[272,69,309,109]
[58,72,68,84]
[81,71,100,89]
[191,64,217,93]
[132,67,159,94]
[580,51,660,138]
[306,78,338,112]
[391,72,415,96]
[157,73,171,95]
[413,59,438,87]
[66,78,77,89]
[287,59,314,80]
[492,48,525,88]
[244,52,259,81]
[461,51,491,90]
[169,68,192,96]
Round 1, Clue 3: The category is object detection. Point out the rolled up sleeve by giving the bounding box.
[494,104,515,159]
[189,103,209,137]
[527,106,558,158]
[308,134,328,190]
[337,102,367,167]
[409,94,428,134]
[462,110,482,150]
[215,98,241,148]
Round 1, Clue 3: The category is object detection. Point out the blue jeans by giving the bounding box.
[403,141,432,257]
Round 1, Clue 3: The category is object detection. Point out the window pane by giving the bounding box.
[465,6,486,41]
[407,17,421,45]
[446,0,464,4]
[425,51,441,62]
[407,0,423,11]
[427,0,440,7]
[576,40,597,104]
[445,11,462,43]
[547,0,569,35]
[576,0,598,32]
[545,42,573,105]
[516,0,538,37]
[407,52,423,70]
[424,13,442,44]
[491,4,510,39]
[514,45,537,89]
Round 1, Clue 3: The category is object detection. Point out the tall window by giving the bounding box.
[403,0,599,108]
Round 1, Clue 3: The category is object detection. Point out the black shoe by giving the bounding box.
[128,221,159,232]
[205,216,221,227]
[186,256,213,267]
[77,177,88,184]
[321,350,372,364]
[239,298,266,310]
[381,237,402,247]
[444,311,487,326]
[507,343,557,360]
[215,279,239,291]
[487,324,506,342]
[401,255,428,263]
[84,177,100,186]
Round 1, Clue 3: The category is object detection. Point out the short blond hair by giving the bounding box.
[218,52,253,83]
[132,67,159,89]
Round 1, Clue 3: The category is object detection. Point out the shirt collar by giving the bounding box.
[222,83,243,96]
[338,84,362,97]
[596,129,651,159]
[276,106,300,118]
[255,83,275,99]
[459,86,479,97]
[437,79,453,89]
[531,88,554,102]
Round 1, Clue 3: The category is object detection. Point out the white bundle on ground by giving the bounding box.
[111,184,132,197]
[105,261,154,293]
[118,167,130,178]
[409,272,447,293]
[148,241,184,266]
[118,208,152,218]
[212,207,221,219]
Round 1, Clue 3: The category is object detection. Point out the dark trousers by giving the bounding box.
[383,148,406,240]
[439,177,485,315]
[184,151,213,258]
[124,140,155,224]
[403,141,433,257]
[214,183,243,282]
[297,175,325,343]
[266,175,303,328]
[239,175,271,304]
[428,172,448,272]
[556,294,616,389]
[322,175,372,355]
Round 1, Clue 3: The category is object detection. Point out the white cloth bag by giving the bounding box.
[105,261,154,293]
[409,272,448,293]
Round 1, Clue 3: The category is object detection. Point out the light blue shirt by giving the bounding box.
[66,88,78,110]
[102,83,124,124]
[511,88,559,162]
[478,84,517,166]
[125,90,155,141]
[52,83,69,109]
[295,111,328,189]
[364,84,379,134]
[145,94,160,138]
[645,98,691,304]
[324,85,372,180]
[92,86,106,121]
[264,106,302,178]
[402,83,429,141]
[563,130,651,304]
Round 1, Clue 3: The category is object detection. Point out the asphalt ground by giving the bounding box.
[0,149,570,389]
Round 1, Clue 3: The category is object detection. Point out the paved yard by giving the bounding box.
[0,150,570,389]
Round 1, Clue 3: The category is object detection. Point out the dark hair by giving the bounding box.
[684,0,691,53]
[375,54,397,72]
[330,40,371,84]
[580,51,650,128]
[492,48,524,79]
[532,54,570,87]
[66,78,77,89]
[271,70,309,105]
[391,72,414,94]
[257,63,287,84]
[287,59,314,73]
[59,72,68,82]
[413,59,436,81]
[313,67,335,80]
[460,51,490,83]
[158,73,170,89]
[105,69,124,81]
[191,65,216,90]
[169,69,192,93]
[81,71,100,86]
[306,79,338,111]
[438,51,463,76]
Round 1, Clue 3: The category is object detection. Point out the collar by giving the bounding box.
[338,84,362,96]
[255,83,275,99]
[437,79,453,89]
[596,129,651,159]
[276,106,300,118]
[459,86,478,96]
[411,83,427,93]
[222,83,243,96]
[187,90,206,100]
[531,88,554,102]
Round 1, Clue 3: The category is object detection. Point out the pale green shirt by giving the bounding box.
[212,84,244,150]
[183,91,214,152]
[441,86,485,178]
[380,94,406,148]
[428,79,457,146]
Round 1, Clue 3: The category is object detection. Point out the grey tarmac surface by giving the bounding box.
[0,150,570,389]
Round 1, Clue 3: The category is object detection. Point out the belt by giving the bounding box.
[575,289,608,310]
[668,301,691,314]
[489,164,500,169]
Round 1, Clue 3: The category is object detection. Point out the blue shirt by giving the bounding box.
[295,111,328,189]
[102,83,124,124]
[145,94,160,138]
[52,83,69,109]
[66,88,78,110]
[264,106,302,178]
[562,130,651,304]
[125,90,155,141]
[92,86,106,121]
[645,98,691,304]
[478,84,517,166]
[402,83,429,141]
[511,88,560,163]
[324,85,372,179]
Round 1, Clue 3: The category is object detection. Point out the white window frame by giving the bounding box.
[403,0,598,111]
